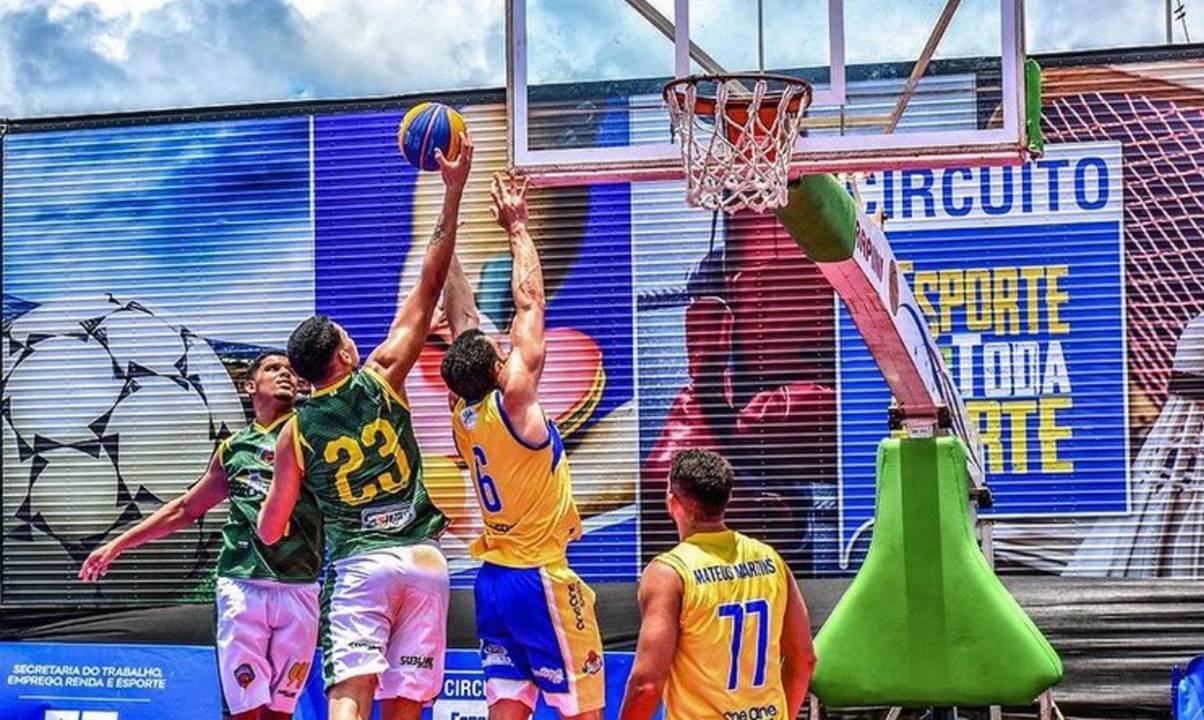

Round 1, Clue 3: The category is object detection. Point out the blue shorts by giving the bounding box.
[474,561,605,714]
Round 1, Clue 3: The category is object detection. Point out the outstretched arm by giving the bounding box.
[79,449,229,582]
[781,570,817,718]
[366,132,475,393]
[620,560,682,720]
[442,253,481,340]
[491,173,549,441]
[258,419,303,544]
[440,253,482,411]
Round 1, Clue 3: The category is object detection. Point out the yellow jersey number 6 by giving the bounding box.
[324,419,412,506]
[471,445,503,513]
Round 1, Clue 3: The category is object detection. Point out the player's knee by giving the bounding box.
[489,698,534,720]
[379,696,424,720]
[328,672,378,717]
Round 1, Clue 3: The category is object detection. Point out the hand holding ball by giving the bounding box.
[397,102,467,171]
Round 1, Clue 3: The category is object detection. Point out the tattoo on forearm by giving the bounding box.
[514,255,545,303]
[430,214,447,245]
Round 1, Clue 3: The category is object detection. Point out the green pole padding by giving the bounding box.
[812,436,1062,708]
[1026,58,1045,158]
[772,174,858,263]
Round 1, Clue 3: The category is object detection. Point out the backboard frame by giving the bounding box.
[506,0,1031,185]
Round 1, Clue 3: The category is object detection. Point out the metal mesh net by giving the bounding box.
[664,75,812,214]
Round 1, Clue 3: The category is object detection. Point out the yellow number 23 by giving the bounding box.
[323,419,413,507]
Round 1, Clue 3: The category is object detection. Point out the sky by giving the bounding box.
[0,0,1200,118]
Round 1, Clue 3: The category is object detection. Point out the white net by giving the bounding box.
[663,75,812,214]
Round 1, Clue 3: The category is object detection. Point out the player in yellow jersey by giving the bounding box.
[620,449,817,720]
[439,173,604,720]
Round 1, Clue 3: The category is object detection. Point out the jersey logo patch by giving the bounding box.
[234,663,256,688]
[481,642,514,668]
[285,661,310,688]
[566,581,588,631]
[361,503,416,531]
[583,650,603,675]
[460,407,478,430]
[238,471,271,496]
[533,666,565,685]
[397,655,435,669]
[258,447,275,463]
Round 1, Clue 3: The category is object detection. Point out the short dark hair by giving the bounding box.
[440,329,500,403]
[669,449,734,520]
[247,351,287,383]
[287,315,342,384]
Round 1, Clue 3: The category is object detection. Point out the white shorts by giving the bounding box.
[214,576,320,715]
[320,543,450,702]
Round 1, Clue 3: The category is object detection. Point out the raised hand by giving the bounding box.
[490,171,530,235]
[436,131,474,192]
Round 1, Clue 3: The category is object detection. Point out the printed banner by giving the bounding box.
[837,142,1129,566]
[1,108,641,604]
[1,644,648,720]
[293,649,647,720]
[0,642,222,720]
[632,194,839,574]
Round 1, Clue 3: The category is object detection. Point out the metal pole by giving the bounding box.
[624,0,728,75]
[757,0,765,71]
[884,0,962,133]
[1167,0,1175,43]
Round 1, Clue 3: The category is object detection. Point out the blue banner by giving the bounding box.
[0,642,222,720]
[3,644,652,720]
[295,649,648,720]
[837,142,1130,567]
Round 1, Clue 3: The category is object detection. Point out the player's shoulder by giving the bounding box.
[733,529,773,553]
[253,412,294,438]
[449,394,472,426]
[359,365,409,410]
[456,389,503,426]
[735,531,787,566]
[645,553,689,591]
[221,423,256,449]
[215,423,258,467]
[655,539,702,577]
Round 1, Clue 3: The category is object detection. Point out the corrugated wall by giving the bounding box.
[2,118,315,604]
[3,46,1204,718]
[1,53,1202,653]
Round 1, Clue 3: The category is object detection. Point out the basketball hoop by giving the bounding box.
[663,73,812,214]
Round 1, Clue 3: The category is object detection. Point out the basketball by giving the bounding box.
[397,102,466,171]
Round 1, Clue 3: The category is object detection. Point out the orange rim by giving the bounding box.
[663,73,813,120]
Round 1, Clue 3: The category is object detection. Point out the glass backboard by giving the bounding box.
[507,0,1033,184]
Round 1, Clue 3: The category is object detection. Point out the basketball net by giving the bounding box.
[663,74,812,214]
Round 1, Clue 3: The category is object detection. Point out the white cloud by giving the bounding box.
[301,0,502,97]
[0,0,505,117]
[1027,0,1164,52]
[0,0,1200,118]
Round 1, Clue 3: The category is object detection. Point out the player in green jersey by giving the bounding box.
[80,351,322,720]
[259,132,474,720]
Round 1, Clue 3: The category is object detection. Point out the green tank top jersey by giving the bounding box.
[217,415,323,583]
[292,367,448,562]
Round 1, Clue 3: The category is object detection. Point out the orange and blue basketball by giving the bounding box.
[397,102,466,172]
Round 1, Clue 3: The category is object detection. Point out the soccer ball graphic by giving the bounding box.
[2,294,246,599]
